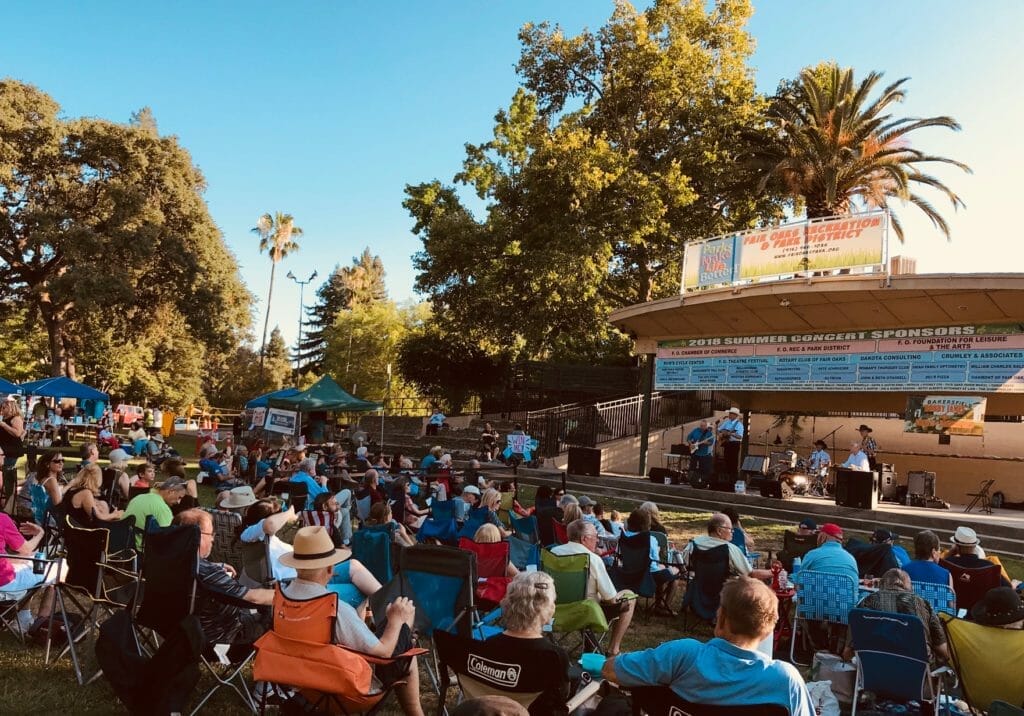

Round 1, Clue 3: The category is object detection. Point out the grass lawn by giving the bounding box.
[1,473,1019,714]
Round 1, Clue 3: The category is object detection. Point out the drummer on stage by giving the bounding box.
[858,424,879,471]
[685,419,715,484]
[807,440,831,477]
[718,407,745,480]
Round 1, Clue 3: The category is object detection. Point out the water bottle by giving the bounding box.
[792,556,802,578]
[33,551,46,575]
[779,568,788,589]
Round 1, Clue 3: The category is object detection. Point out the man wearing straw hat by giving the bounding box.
[717,407,745,481]
[281,527,424,716]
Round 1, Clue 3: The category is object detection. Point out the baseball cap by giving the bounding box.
[798,518,817,531]
[462,485,481,497]
[156,476,188,491]
[578,496,596,507]
[871,528,897,543]
[819,523,843,538]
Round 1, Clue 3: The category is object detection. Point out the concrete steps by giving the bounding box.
[497,468,1024,560]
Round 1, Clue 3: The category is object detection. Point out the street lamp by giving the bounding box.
[286,269,318,371]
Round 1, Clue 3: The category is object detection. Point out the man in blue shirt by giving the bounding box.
[797,523,859,585]
[840,441,870,471]
[685,420,715,484]
[603,576,814,715]
[871,528,910,567]
[807,440,831,476]
[902,530,953,587]
[717,408,745,481]
[289,456,328,510]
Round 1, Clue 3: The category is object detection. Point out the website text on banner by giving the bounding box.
[655,324,1024,393]
[681,212,888,291]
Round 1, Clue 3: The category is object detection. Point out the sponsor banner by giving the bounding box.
[250,407,266,430]
[905,395,986,437]
[265,407,298,435]
[681,212,886,290]
[655,325,1024,393]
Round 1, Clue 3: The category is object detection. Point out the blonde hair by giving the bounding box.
[4,399,23,418]
[68,464,102,494]
[501,571,556,632]
[481,488,501,511]
[562,503,583,524]
[474,523,502,543]
[430,445,443,457]
[610,510,622,522]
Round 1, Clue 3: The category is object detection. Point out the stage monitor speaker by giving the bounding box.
[670,443,690,456]
[835,468,878,509]
[877,469,898,500]
[649,467,682,485]
[741,455,769,475]
[907,471,936,497]
[568,447,602,477]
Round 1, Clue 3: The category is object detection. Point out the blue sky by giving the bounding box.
[3,1,1021,349]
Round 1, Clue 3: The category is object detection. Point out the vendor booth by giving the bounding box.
[257,376,382,445]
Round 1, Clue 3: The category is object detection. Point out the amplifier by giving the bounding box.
[568,447,602,477]
[877,468,899,500]
[741,454,769,475]
[835,468,878,509]
[907,471,936,497]
[649,467,682,485]
[769,451,797,470]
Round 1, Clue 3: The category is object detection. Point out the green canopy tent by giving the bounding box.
[266,375,381,412]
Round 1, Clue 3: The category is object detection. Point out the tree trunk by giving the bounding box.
[259,260,278,379]
[38,299,71,377]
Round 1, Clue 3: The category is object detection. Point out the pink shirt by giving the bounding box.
[0,513,26,587]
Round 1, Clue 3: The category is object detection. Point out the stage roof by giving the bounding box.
[609,273,1024,343]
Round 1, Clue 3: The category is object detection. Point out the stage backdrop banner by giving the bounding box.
[265,407,298,435]
[681,211,887,290]
[655,324,1024,393]
[905,395,986,437]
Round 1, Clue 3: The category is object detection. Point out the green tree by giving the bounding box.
[0,80,252,386]
[753,63,970,240]
[406,0,784,360]
[206,328,292,408]
[0,307,47,381]
[252,212,303,378]
[298,248,387,370]
[397,328,506,414]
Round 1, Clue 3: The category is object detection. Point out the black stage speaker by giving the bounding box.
[568,447,602,477]
[877,467,898,500]
[907,471,936,497]
[835,468,878,509]
[649,467,682,485]
[741,454,769,475]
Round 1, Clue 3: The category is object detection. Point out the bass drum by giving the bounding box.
[779,468,809,497]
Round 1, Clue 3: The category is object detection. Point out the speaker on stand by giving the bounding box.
[834,468,878,509]
[568,447,602,477]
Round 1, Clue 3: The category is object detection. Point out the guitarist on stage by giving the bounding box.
[718,407,745,482]
[685,419,716,486]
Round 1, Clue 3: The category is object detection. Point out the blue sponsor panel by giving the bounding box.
[654,360,691,388]
[853,351,931,364]
[808,363,858,384]
[725,361,768,385]
[767,363,811,384]
[910,361,968,384]
[857,363,912,384]
[690,364,729,385]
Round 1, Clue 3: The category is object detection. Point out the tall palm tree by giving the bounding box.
[252,212,303,379]
[754,64,970,240]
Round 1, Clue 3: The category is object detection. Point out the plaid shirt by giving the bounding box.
[861,435,878,458]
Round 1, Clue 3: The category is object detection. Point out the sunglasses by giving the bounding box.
[52,458,64,463]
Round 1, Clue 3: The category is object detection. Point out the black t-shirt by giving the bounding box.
[483,634,571,716]
[0,417,24,459]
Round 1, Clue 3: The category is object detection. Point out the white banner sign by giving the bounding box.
[265,407,298,435]
[250,407,266,430]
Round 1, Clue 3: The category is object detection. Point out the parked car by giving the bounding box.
[173,417,199,431]
[114,403,144,426]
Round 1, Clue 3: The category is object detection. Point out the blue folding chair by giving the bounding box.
[849,608,954,715]
[609,531,657,611]
[681,543,730,627]
[457,506,492,540]
[790,570,858,666]
[509,513,539,544]
[350,524,394,585]
[912,580,957,617]
[418,498,459,544]
[508,534,540,571]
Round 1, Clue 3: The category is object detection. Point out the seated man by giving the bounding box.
[455,485,481,524]
[602,576,814,715]
[870,528,910,567]
[840,441,870,471]
[847,568,949,662]
[678,512,772,581]
[902,530,953,588]
[550,519,635,655]
[280,527,423,716]
[173,508,274,647]
[289,457,329,510]
[577,496,612,539]
[796,523,859,585]
[944,526,1015,587]
[123,476,189,547]
[796,518,817,536]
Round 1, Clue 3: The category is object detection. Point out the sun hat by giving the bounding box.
[819,523,843,538]
[221,485,258,510]
[970,587,1024,626]
[728,407,740,414]
[279,526,351,570]
[952,526,980,546]
[799,518,818,531]
[156,476,188,491]
[151,433,165,443]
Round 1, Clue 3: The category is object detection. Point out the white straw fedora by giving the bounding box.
[279,526,351,570]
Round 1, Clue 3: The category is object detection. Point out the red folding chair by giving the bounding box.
[458,537,511,610]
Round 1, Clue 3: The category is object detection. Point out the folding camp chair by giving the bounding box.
[0,552,64,644]
[940,559,1003,613]
[609,531,657,611]
[136,522,257,715]
[942,612,1024,712]
[52,516,140,684]
[351,523,395,585]
[457,506,493,540]
[508,534,540,572]
[458,537,511,610]
[789,570,858,666]
[207,509,244,573]
[434,628,600,716]
[540,548,610,655]
[848,608,954,715]
[355,494,372,524]
[284,480,309,511]
[238,538,274,589]
[253,585,425,715]
[370,544,478,694]
[510,513,539,544]
[776,530,817,571]
[625,686,788,715]
[964,479,996,514]
[680,543,731,628]
[419,498,459,544]
[845,539,899,578]
[550,518,570,546]
[497,490,516,528]
[911,581,957,617]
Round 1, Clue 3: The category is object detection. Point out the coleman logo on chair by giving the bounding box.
[468,655,521,688]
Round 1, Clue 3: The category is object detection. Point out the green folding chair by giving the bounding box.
[540,548,610,655]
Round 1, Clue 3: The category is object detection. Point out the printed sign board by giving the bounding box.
[265,407,298,435]
[905,395,986,436]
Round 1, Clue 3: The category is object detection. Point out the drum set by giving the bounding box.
[766,450,832,499]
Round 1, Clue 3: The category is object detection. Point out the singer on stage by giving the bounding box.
[718,407,745,480]
[686,419,715,484]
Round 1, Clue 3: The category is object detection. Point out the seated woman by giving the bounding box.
[637,501,668,535]
[357,470,387,506]
[64,465,124,526]
[393,477,428,531]
[364,501,415,548]
[16,452,67,522]
[238,498,382,610]
[473,523,518,578]
[484,571,574,715]
[623,509,679,617]
[478,488,512,538]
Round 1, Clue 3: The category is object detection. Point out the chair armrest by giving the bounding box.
[566,679,601,713]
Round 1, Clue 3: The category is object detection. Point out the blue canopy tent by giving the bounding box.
[244,387,300,410]
[0,377,19,393]
[18,376,108,401]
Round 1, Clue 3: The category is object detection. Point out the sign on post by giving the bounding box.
[265,408,298,435]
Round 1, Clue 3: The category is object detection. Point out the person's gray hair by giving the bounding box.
[879,568,910,591]
[567,518,593,543]
[558,494,579,508]
[708,512,731,535]
[364,468,378,481]
[299,457,318,474]
[500,571,556,632]
[639,501,660,518]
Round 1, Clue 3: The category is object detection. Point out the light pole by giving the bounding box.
[286,269,318,372]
